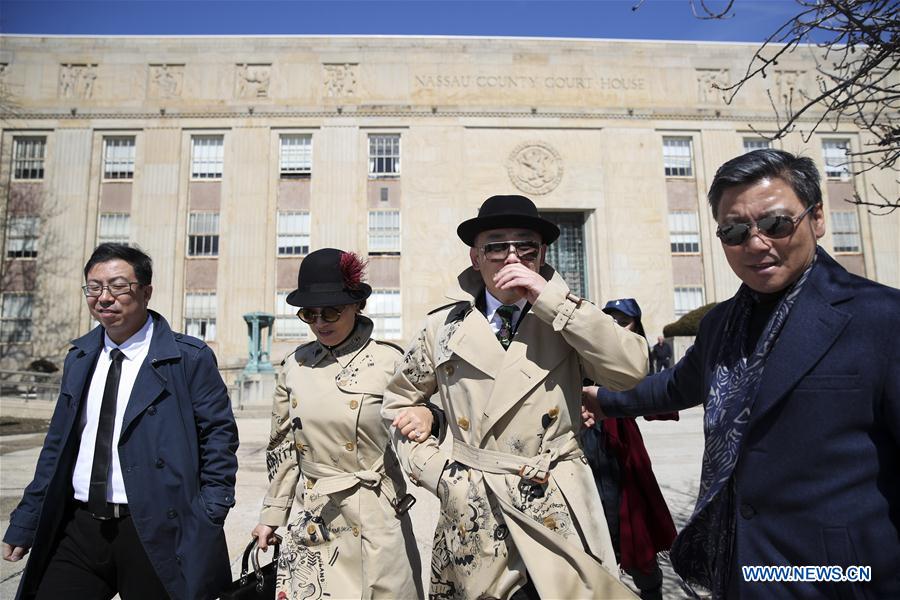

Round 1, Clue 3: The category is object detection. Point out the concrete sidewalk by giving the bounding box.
[0,408,704,598]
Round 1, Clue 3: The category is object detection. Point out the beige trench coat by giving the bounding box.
[382,267,649,600]
[261,317,424,600]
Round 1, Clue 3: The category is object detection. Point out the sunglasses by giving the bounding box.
[480,240,541,262]
[716,202,819,247]
[296,307,343,324]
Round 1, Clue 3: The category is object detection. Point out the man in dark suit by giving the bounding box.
[584,149,899,599]
[2,243,239,600]
[649,336,672,373]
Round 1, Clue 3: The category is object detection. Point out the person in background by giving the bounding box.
[584,149,900,598]
[650,336,673,373]
[2,243,238,600]
[581,298,678,600]
[251,248,433,599]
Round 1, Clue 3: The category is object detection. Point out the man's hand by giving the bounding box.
[251,523,279,551]
[493,263,546,304]
[2,542,29,562]
[392,406,434,442]
[581,385,605,428]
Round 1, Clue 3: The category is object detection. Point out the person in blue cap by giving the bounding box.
[582,298,678,600]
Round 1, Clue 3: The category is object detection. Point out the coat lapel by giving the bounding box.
[749,256,853,427]
[122,312,181,432]
[481,307,570,436]
[445,309,506,380]
[65,329,104,408]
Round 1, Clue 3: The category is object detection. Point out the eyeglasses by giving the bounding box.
[716,202,820,247]
[296,307,343,324]
[480,240,541,262]
[82,282,140,298]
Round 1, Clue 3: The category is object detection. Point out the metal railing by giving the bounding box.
[0,370,62,403]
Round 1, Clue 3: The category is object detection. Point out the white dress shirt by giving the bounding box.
[484,291,528,336]
[72,315,153,504]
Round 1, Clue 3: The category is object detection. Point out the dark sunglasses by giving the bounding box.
[716,202,819,247]
[296,306,343,324]
[480,240,541,262]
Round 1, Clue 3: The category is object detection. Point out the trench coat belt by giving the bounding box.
[300,455,395,503]
[451,436,583,484]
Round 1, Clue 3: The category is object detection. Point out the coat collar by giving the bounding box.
[308,315,373,368]
[71,310,180,364]
[749,248,854,425]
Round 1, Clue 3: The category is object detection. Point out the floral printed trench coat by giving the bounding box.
[260,317,424,599]
[382,266,650,600]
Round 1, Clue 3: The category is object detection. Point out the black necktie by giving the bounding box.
[496,305,519,350]
[88,348,124,514]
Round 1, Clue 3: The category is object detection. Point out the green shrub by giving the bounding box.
[663,302,718,337]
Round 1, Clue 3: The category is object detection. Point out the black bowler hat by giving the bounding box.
[457,195,560,247]
[285,248,372,308]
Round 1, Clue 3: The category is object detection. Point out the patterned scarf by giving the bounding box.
[672,256,817,597]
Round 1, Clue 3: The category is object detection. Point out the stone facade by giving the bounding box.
[1,35,897,373]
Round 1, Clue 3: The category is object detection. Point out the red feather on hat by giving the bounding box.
[339,251,367,289]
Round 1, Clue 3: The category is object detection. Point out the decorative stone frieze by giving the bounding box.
[58,64,97,99]
[235,63,271,99]
[148,64,184,98]
[323,63,358,98]
[507,142,563,195]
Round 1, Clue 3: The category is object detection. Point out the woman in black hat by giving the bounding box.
[250,248,430,599]
[582,298,678,600]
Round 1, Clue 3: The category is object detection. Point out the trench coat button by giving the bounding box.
[167,509,177,519]
[175,554,182,564]
[307,524,316,535]
[542,516,557,530]
[147,406,157,416]
[126,466,133,473]
[155,458,165,468]
[349,399,359,410]
[345,441,355,451]
[295,442,304,452]
[306,479,314,489]
[739,503,756,519]
[494,525,509,540]
[444,364,454,377]
[352,526,360,537]
[291,397,297,408]
[457,417,470,431]
[547,407,559,419]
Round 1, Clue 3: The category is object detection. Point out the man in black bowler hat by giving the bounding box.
[383,195,649,599]
[3,243,238,600]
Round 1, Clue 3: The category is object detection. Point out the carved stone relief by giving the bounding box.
[696,68,729,104]
[58,64,98,99]
[235,63,271,99]
[507,142,563,196]
[148,64,184,98]
[323,63,358,97]
[775,70,804,104]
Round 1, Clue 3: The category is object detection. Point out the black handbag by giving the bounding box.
[219,538,280,600]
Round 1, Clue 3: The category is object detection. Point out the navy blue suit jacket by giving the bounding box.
[4,311,239,600]
[602,248,900,599]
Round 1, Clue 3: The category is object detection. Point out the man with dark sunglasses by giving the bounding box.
[585,149,900,599]
[383,195,649,599]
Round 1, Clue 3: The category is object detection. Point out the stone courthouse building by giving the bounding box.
[1,35,898,374]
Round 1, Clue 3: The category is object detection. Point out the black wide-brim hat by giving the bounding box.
[457,194,560,247]
[285,248,372,308]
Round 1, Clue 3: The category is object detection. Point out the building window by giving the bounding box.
[369,289,402,340]
[663,137,693,177]
[831,211,861,253]
[191,135,224,179]
[103,136,136,180]
[540,212,587,299]
[280,134,312,178]
[822,139,850,179]
[368,134,400,177]
[368,210,401,254]
[276,211,310,256]
[12,137,46,180]
[274,291,309,340]
[1,293,33,344]
[669,211,700,254]
[188,212,219,256]
[98,213,130,245]
[184,292,217,341]
[674,286,704,317]
[743,138,771,153]
[5,216,40,259]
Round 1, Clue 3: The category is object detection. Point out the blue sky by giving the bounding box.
[0,0,810,42]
